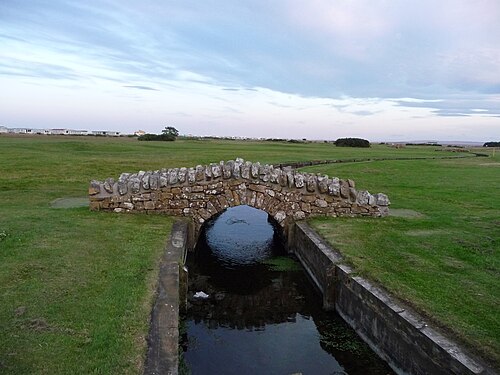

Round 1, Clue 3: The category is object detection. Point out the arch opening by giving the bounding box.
[189,205,286,295]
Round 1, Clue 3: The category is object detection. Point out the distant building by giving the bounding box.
[91,130,120,136]
[134,130,146,136]
[50,128,69,135]
[9,128,33,134]
[66,129,89,135]
[1,126,120,136]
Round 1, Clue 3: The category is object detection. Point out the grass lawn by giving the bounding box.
[303,155,500,367]
[0,134,497,373]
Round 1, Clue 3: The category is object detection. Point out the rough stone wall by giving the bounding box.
[88,158,390,227]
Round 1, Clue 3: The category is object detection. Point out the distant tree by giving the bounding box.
[138,126,179,142]
[334,137,370,148]
[162,126,179,139]
[483,141,500,147]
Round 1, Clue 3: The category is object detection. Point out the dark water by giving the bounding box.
[182,205,393,375]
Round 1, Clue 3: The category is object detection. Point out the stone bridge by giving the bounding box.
[88,158,390,229]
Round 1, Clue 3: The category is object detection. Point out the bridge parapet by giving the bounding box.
[89,158,390,226]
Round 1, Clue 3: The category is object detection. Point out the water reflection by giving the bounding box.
[183,205,393,375]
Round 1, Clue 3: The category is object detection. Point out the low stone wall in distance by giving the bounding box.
[88,158,390,226]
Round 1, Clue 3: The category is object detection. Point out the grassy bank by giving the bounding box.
[304,155,500,366]
[0,134,497,372]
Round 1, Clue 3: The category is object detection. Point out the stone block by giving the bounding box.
[187,168,196,184]
[251,162,260,179]
[356,190,371,205]
[199,208,211,220]
[161,192,173,200]
[218,195,229,209]
[315,199,328,208]
[340,180,349,199]
[141,173,151,190]
[278,170,288,187]
[270,168,279,183]
[317,176,328,193]
[190,193,205,200]
[159,175,168,188]
[145,201,155,210]
[189,201,206,209]
[117,180,127,195]
[121,202,134,210]
[259,164,271,182]
[151,173,161,190]
[300,202,311,212]
[374,193,390,206]
[248,183,266,193]
[104,178,115,193]
[228,190,238,205]
[205,165,212,179]
[306,175,317,192]
[301,195,316,203]
[256,192,264,208]
[274,210,287,222]
[223,161,233,179]
[287,171,295,188]
[293,210,306,220]
[349,187,357,201]
[206,201,218,215]
[191,185,204,193]
[241,161,252,179]
[210,163,221,178]
[89,201,101,210]
[328,177,340,196]
[178,167,187,183]
[351,204,369,214]
[294,174,305,188]
[249,191,257,206]
[169,200,189,209]
[168,169,179,185]
[195,165,205,181]
[233,159,242,178]
[89,180,101,195]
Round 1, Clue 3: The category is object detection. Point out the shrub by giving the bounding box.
[137,133,175,141]
[483,141,500,147]
[334,138,370,147]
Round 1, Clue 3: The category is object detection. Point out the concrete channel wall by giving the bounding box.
[144,221,189,375]
[289,222,495,375]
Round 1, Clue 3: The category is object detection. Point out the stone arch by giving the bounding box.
[89,158,390,234]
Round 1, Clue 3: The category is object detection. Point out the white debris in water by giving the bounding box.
[193,291,209,299]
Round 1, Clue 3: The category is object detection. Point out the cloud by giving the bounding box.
[123,85,158,91]
[393,97,500,117]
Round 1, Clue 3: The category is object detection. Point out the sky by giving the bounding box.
[1,0,499,141]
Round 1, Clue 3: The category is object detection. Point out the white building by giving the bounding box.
[0,126,8,133]
[50,128,69,135]
[91,130,120,136]
[66,129,89,135]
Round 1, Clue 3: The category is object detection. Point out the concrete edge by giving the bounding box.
[144,220,189,375]
[293,221,497,375]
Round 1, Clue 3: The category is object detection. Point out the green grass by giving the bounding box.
[303,155,500,366]
[0,134,497,373]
